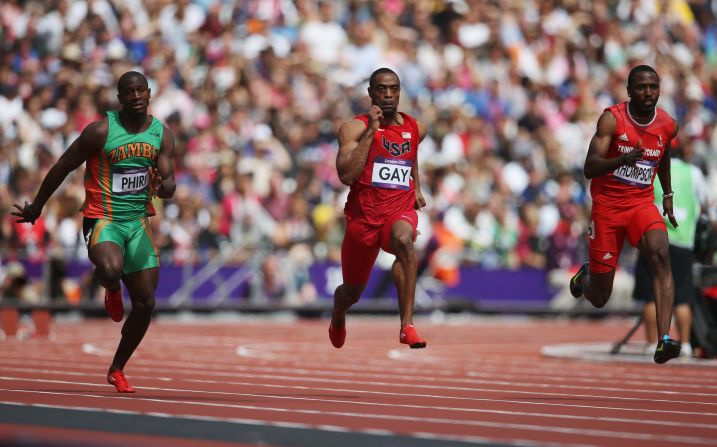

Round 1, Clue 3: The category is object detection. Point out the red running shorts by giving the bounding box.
[341,210,419,285]
[588,202,666,273]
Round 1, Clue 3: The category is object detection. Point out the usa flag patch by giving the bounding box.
[402,132,411,139]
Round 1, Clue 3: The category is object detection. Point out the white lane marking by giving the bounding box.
[81,343,114,357]
[3,365,715,422]
[74,346,717,390]
[10,345,717,392]
[0,366,174,382]
[1,374,716,430]
[2,366,714,420]
[11,332,717,386]
[179,378,717,427]
[4,355,717,405]
[236,344,287,361]
[174,339,717,379]
[3,359,717,408]
[0,389,713,445]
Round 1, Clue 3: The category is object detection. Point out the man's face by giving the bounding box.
[628,71,660,115]
[369,73,400,115]
[118,77,151,115]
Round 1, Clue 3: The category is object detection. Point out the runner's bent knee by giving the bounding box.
[589,277,613,308]
[94,258,123,283]
[645,245,670,274]
[592,292,611,308]
[342,283,364,303]
[392,233,414,255]
[132,296,155,313]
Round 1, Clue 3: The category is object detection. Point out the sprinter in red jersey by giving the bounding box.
[569,65,682,363]
[329,68,428,349]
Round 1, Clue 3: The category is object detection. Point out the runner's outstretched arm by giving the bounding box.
[12,121,106,223]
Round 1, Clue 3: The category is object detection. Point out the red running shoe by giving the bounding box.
[104,288,124,322]
[328,323,346,349]
[107,370,135,393]
[400,323,426,349]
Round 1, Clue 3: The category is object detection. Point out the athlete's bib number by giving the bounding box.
[612,159,657,188]
[372,157,412,190]
[112,167,149,196]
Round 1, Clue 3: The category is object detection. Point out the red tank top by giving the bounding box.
[344,112,420,226]
[590,102,675,208]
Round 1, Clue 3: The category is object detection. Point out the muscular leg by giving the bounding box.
[88,242,123,293]
[332,220,378,331]
[639,229,674,339]
[390,220,417,328]
[109,267,158,372]
[331,283,364,329]
[581,268,616,309]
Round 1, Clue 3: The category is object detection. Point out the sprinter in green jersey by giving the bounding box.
[12,71,176,393]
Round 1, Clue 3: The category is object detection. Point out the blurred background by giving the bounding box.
[1,0,716,316]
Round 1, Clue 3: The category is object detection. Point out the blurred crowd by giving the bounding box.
[1,0,716,304]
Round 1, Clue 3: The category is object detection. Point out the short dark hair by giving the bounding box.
[627,65,659,86]
[118,71,148,92]
[369,67,399,89]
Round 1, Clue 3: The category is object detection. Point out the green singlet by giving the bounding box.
[80,111,163,274]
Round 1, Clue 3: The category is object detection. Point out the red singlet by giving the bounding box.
[341,112,421,284]
[590,102,675,207]
[587,102,675,272]
[344,112,420,225]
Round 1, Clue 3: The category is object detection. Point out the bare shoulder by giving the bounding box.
[83,117,109,139]
[416,119,428,142]
[161,124,175,143]
[339,118,366,132]
[75,117,109,150]
[338,118,366,143]
[595,110,616,135]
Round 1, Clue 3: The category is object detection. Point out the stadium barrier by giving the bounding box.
[4,256,559,309]
[0,252,646,318]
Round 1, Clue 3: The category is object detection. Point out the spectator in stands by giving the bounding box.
[0,0,715,307]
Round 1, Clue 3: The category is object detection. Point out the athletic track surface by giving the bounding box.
[0,315,715,447]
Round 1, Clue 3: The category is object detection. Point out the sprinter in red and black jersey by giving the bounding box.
[329,68,428,349]
[570,65,682,363]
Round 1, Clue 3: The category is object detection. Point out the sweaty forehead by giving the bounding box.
[631,71,659,85]
[374,73,399,86]
[118,76,148,91]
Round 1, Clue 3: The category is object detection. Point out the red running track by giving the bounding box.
[0,316,716,447]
